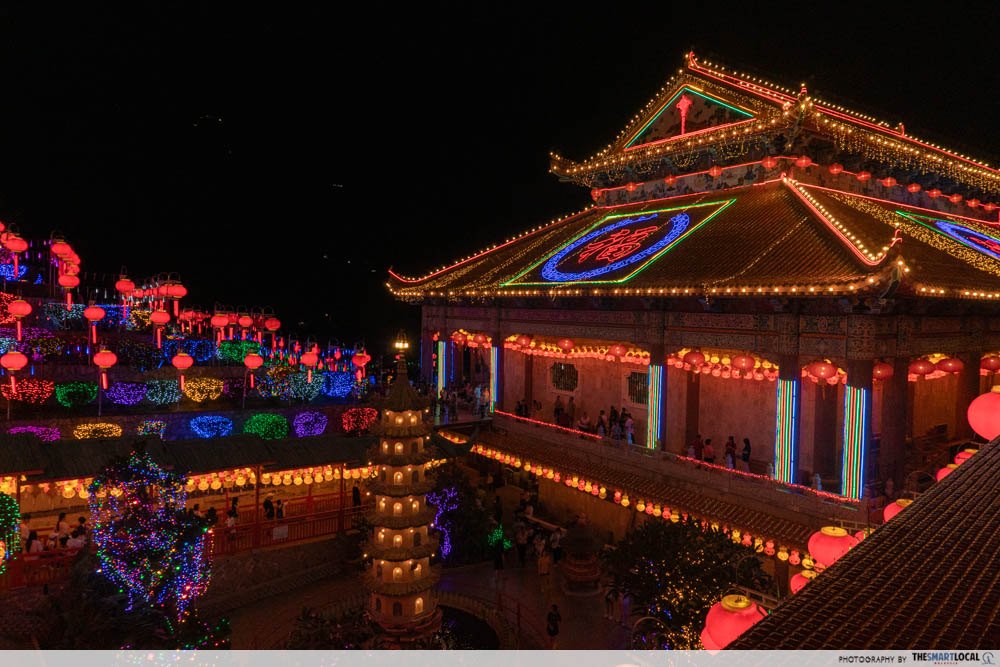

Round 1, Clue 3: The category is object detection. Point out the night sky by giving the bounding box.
[0,5,997,355]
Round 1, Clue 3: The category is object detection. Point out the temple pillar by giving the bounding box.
[683,371,700,448]
[420,330,434,384]
[878,356,909,488]
[953,351,981,440]
[841,359,874,500]
[774,354,802,484]
[454,343,465,385]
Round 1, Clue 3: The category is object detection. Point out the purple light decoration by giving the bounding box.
[293,411,328,437]
[426,486,459,558]
[9,425,60,442]
[105,382,147,406]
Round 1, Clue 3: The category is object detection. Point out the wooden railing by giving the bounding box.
[0,548,81,591]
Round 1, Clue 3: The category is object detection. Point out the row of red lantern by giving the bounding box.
[0,223,28,281]
[504,337,651,365]
[50,238,82,309]
[669,351,779,381]
[451,331,491,348]
[599,156,999,214]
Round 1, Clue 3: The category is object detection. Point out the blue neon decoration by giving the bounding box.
[0,265,28,280]
[321,371,354,398]
[933,219,1000,260]
[540,213,690,282]
[189,415,234,439]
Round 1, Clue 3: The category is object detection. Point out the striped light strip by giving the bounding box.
[436,341,448,395]
[646,364,663,449]
[841,385,868,500]
[773,379,798,483]
[488,346,498,413]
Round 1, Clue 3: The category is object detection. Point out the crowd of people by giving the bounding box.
[19,512,89,557]
[513,397,637,445]
[433,381,492,420]
[685,434,753,471]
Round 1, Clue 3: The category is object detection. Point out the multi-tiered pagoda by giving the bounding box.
[366,353,441,647]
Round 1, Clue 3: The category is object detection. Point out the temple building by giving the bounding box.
[366,350,441,646]
[390,53,1000,566]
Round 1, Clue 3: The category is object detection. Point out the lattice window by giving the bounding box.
[550,363,579,392]
[627,372,648,405]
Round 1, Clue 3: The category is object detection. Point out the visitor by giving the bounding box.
[190,503,202,519]
[493,496,503,524]
[205,507,218,526]
[596,410,607,437]
[533,400,543,419]
[577,412,591,433]
[66,529,85,549]
[725,437,737,469]
[703,439,715,464]
[276,500,285,519]
[515,523,528,567]
[741,438,752,472]
[690,434,704,460]
[546,604,562,649]
[19,514,31,545]
[480,387,490,418]
[610,420,623,443]
[620,589,631,628]
[225,509,238,529]
[624,414,634,445]
[553,395,564,422]
[550,528,565,564]
[57,512,71,537]
[609,405,619,428]
[566,397,576,424]
[25,531,42,557]
[263,496,275,520]
[352,482,362,507]
[537,548,552,594]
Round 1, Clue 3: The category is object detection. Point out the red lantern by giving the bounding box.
[683,350,705,367]
[557,338,574,352]
[936,464,958,481]
[264,317,281,331]
[84,305,106,344]
[171,351,193,391]
[909,359,935,376]
[210,314,229,329]
[984,203,998,212]
[808,361,837,380]
[927,188,941,198]
[93,348,117,390]
[731,355,755,371]
[936,357,963,374]
[968,199,980,208]
[708,165,723,178]
[955,448,978,465]
[150,310,170,326]
[794,155,811,168]
[238,315,254,329]
[790,570,817,594]
[878,177,895,188]
[625,182,637,193]
[0,351,28,391]
[300,349,319,383]
[3,235,26,253]
[981,356,1000,372]
[167,284,187,298]
[62,263,80,276]
[451,332,466,345]
[828,163,843,175]
[664,174,677,185]
[761,156,778,169]
[873,362,894,380]
[906,183,921,193]
[57,274,79,288]
[883,498,912,522]
[115,277,135,295]
[50,241,71,256]
[473,333,488,346]
[949,193,963,203]
[516,335,531,348]
[700,595,765,650]
[807,526,858,568]
[244,353,264,370]
[856,171,871,182]
[8,299,31,342]
[590,188,601,201]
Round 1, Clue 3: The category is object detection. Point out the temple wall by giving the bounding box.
[664,365,687,452]
[695,374,775,467]
[912,375,958,438]
[502,350,523,408]
[536,476,634,544]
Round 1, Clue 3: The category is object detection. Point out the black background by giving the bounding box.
[0,4,997,355]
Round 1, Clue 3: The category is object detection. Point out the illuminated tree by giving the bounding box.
[88,450,211,623]
[601,517,771,649]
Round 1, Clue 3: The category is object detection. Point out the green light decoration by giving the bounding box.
[216,339,262,364]
[242,413,289,440]
[486,526,511,551]
[55,381,98,408]
[0,492,20,575]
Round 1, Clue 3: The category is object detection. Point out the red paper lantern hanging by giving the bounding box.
[790,570,817,594]
[879,177,896,188]
[625,182,638,192]
[909,359,935,376]
[955,448,978,465]
[872,362,894,380]
[515,335,532,348]
[761,156,778,169]
[451,332,466,345]
[948,193,963,203]
[935,357,964,374]
[609,344,627,359]
[883,498,912,522]
[808,361,837,380]
[731,355,755,371]
[936,464,958,481]
[7,299,31,342]
[557,338,575,352]
[590,188,601,201]
[906,183,921,193]
[856,171,871,182]
[708,165,723,178]
[0,350,28,391]
[700,595,765,650]
[807,526,858,568]
[664,174,677,185]
[83,306,106,344]
[57,274,79,289]
[115,277,135,295]
[171,351,193,391]
[794,155,811,168]
[300,348,319,383]
[683,350,706,367]
[967,199,980,208]
[238,315,254,329]
[93,348,117,390]
[473,333,488,346]
[828,163,843,175]
[980,356,1000,372]
[927,188,941,198]
[50,240,72,256]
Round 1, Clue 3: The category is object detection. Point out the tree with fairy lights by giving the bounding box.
[601,516,772,650]
[88,450,212,625]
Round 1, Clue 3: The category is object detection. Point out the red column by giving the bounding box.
[253,465,262,548]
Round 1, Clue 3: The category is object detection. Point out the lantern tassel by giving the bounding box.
[91,323,97,345]
[101,371,108,390]
[15,320,21,342]
[66,292,72,311]
[173,300,179,316]
[179,373,185,391]
[12,254,18,281]
[156,327,162,349]
[307,369,312,384]
[249,373,255,389]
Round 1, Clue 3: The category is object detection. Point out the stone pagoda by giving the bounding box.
[365,338,441,647]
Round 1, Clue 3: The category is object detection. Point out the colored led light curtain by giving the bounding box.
[646,364,663,449]
[9,425,60,442]
[489,346,498,413]
[436,341,447,395]
[106,382,147,406]
[293,411,328,437]
[137,420,167,438]
[773,379,799,484]
[243,413,289,440]
[189,415,234,439]
[841,385,868,500]
[321,371,354,398]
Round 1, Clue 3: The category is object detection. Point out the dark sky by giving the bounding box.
[0,4,997,354]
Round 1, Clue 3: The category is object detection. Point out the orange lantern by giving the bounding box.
[7,299,31,342]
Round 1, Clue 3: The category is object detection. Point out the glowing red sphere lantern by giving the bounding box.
[165,284,187,315]
[708,165,723,178]
[683,350,705,367]
[50,240,71,256]
[808,361,837,381]
[7,299,31,342]
[93,348,117,390]
[0,351,28,393]
[873,362,894,380]
[731,355,755,372]
[907,183,921,193]
[300,348,319,383]
[473,333,488,347]
[625,182,637,193]
[883,498,912,522]
[828,163,843,175]
[981,356,1000,372]
[515,335,532,349]
[3,235,27,282]
[949,193,963,204]
[927,188,941,199]
[210,313,229,345]
[879,177,897,188]
[590,188,601,201]
[909,359,935,376]
[557,338,575,353]
[171,351,194,391]
[83,306,105,344]
[955,448,979,465]
[936,357,963,374]
[761,156,778,169]
[243,352,264,390]
[150,310,170,349]
[807,526,858,568]
[451,332,466,345]
[264,317,281,331]
[609,344,627,359]
[790,570,817,594]
[856,171,871,182]
[936,464,958,481]
[700,595,765,650]
[794,155,811,168]
[664,174,677,186]
[352,351,371,378]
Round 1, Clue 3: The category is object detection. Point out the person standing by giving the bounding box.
[480,388,490,418]
[352,482,362,507]
[263,496,275,520]
[609,405,619,429]
[624,414,634,445]
[724,437,737,469]
[741,437,752,472]
[547,604,562,649]
[566,397,576,424]
[703,439,715,464]
[691,434,704,460]
[515,523,528,567]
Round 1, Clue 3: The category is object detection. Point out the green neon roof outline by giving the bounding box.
[503,199,736,287]
[624,87,754,149]
[894,210,1000,257]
